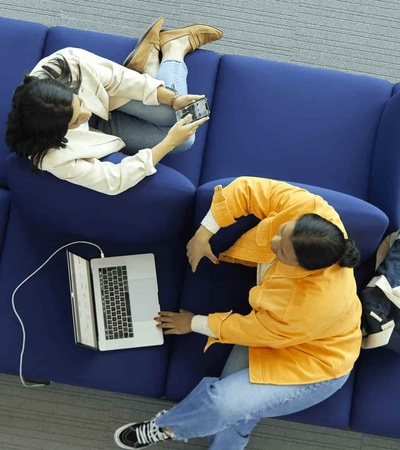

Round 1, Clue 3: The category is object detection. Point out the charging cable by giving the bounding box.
[11,241,105,388]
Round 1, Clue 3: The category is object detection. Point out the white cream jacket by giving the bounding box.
[29,47,165,195]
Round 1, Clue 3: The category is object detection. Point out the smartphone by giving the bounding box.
[175,97,210,123]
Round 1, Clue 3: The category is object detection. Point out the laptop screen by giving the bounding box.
[67,251,97,349]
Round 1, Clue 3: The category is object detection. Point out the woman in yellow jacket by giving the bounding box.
[115,177,362,450]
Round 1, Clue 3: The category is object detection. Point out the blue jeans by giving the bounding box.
[91,60,194,154]
[155,345,350,450]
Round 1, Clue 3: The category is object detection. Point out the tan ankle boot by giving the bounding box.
[160,24,223,53]
[123,16,165,73]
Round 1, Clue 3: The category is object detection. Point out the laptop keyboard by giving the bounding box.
[99,266,134,340]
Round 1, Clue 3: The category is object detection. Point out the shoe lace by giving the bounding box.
[136,418,168,445]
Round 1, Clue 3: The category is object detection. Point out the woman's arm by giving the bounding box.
[48,150,156,195]
[186,178,316,271]
[206,309,315,349]
[210,177,317,228]
[45,114,208,195]
[150,114,208,165]
[186,178,293,273]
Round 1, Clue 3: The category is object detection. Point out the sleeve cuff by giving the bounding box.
[210,185,237,227]
[143,74,165,105]
[201,209,221,234]
[137,149,157,176]
[191,315,217,338]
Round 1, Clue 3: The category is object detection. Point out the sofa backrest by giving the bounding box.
[369,87,400,232]
[0,16,47,188]
[200,54,392,201]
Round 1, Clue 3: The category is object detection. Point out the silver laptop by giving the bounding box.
[66,251,163,351]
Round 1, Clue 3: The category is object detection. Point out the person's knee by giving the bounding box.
[170,134,195,154]
[206,379,238,422]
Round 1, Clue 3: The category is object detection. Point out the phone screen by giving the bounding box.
[175,97,210,123]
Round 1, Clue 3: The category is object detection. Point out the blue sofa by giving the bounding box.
[1,15,400,441]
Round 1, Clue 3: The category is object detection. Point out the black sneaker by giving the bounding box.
[114,411,172,449]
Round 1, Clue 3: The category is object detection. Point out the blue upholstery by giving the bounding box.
[6,154,195,243]
[1,16,400,441]
[285,371,356,428]
[351,349,400,439]
[201,55,392,201]
[0,17,47,187]
[0,153,195,396]
[0,207,182,396]
[370,90,400,232]
[0,188,10,258]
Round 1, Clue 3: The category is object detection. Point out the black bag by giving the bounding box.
[360,231,400,353]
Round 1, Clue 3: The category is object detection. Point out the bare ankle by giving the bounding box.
[161,36,191,61]
[142,47,160,77]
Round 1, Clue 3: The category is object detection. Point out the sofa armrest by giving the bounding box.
[370,89,400,232]
[0,17,47,188]
[0,188,10,258]
[196,178,389,264]
[6,154,195,243]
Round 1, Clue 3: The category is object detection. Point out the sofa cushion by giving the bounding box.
[200,54,392,201]
[369,89,400,232]
[0,17,47,188]
[2,152,197,395]
[43,26,221,186]
[0,206,185,396]
[0,188,10,258]
[283,370,356,428]
[6,154,195,243]
[351,349,400,439]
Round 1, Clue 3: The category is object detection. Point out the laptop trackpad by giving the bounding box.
[128,278,159,321]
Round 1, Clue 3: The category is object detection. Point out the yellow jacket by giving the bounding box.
[206,177,362,385]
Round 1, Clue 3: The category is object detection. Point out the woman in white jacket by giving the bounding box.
[6,16,222,195]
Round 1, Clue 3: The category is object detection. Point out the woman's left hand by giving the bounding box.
[172,94,205,111]
[154,309,194,334]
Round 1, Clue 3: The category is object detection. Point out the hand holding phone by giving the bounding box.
[175,97,210,124]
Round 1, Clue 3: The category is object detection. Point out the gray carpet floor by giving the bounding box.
[0,372,399,450]
[1,1,400,449]
[2,0,400,82]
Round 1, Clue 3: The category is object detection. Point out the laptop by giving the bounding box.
[66,251,164,351]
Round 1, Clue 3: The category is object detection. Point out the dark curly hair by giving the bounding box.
[5,56,82,171]
[291,213,360,270]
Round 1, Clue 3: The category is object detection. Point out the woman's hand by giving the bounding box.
[166,113,208,148]
[155,309,194,335]
[150,114,208,166]
[186,225,218,273]
[172,94,205,111]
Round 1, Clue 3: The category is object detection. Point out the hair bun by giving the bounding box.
[339,239,360,268]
